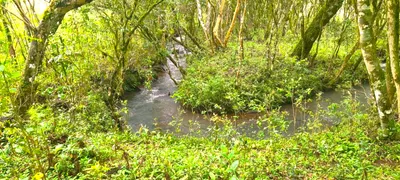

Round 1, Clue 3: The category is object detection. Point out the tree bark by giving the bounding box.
[236,0,246,84]
[329,41,359,85]
[195,0,213,51]
[357,0,392,135]
[223,0,240,47]
[238,0,246,61]
[14,0,94,116]
[387,0,400,121]
[213,0,226,48]
[1,2,16,59]
[196,0,208,39]
[386,57,396,105]
[291,0,344,59]
[206,1,212,32]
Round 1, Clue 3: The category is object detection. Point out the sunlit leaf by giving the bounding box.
[230,160,239,171]
[209,172,216,180]
[9,88,17,93]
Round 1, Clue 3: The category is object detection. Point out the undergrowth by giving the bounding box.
[173,41,368,113]
[1,95,399,179]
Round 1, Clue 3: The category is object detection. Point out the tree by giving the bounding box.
[0,1,15,59]
[291,0,344,59]
[14,0,94,116]
[357,0,393,135]
[387,0,400,121]
[96,0,164,129]
[194,0,245,51]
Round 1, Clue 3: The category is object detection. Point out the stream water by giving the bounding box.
[124,43,372,137]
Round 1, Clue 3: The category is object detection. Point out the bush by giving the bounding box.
[173,43,324,113]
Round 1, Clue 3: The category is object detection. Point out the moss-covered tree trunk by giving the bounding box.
[1,2,16,59]
[387,0,400,121]
[291,0,344,59]
[357,0,392,135]
[14,0,94,116]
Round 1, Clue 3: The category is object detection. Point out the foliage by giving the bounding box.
[1,97,400,179]
[173,40,367,113]
[0,0,399,179]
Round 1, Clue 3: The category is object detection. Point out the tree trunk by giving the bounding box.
[1,2,16,59]
[196,0,209,39]
[213,0,226,48]
[14,0,94,116]
[352,56,363,73]
[238,0,246,61]
[236,0,246,85]
[387,0,400,121]
[329,41,359,85]
[357,0,392,135]
[195,0,214,51]
[291,0,344,59]
[223,0,240,47]
[386,57,396,105]
[206,1,212,32]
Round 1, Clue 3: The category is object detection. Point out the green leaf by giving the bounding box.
[335,145,344,152]
[228,151,235,159]
[221,144,228,154]
[209,172,216,180]
[230,160,239,171]
[54,144,64,154]
[230,175,239,180]
[0,65,4,72]
[15,147,22,153]
[26,127,34,133]
[9,88,17,93]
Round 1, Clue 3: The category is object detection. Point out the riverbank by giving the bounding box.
[1,102,399,179]
[125,80,372,137]
[125,40,371,136]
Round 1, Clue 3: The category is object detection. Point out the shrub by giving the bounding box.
[174,43,324,113]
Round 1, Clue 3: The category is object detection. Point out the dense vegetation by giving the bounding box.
[1,0,400,179]
[174,40,367,113]
[2,99,400,178]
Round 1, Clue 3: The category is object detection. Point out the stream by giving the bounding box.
[124,43,372,137]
